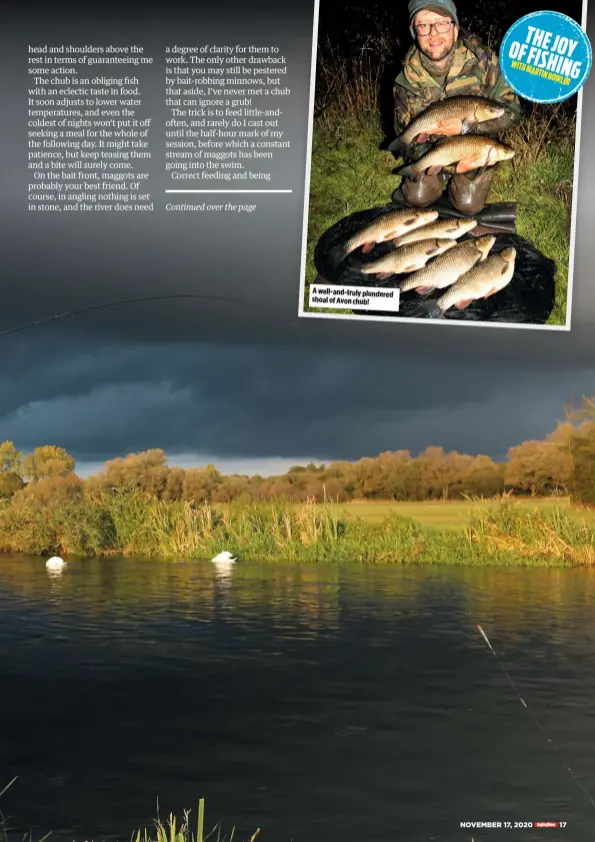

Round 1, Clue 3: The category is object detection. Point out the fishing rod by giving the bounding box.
[0,293,283,338]
[477,624,595,810]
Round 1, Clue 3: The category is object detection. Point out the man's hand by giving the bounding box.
[473,113,520,135]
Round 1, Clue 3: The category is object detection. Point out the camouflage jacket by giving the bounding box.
[393,30,522,143]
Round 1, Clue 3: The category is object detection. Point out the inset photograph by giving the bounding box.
[300,0,588,328]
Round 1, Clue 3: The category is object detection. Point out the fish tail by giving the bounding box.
[429,307,446,320]
[328,242,351,268]
[388,135,408,155]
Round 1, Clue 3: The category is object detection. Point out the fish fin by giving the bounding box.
[402,263,421,273]
[416,132,429,144]
[461,117,475,134]
[388,136,408,154]
[427,165,443,176]
[425,246,440,255]
[436,118,463,136]
[483,286,499,299]
[416,286,436,297]
[455,154,487,174]
[376,272,392,281]
[455,298,474,309]
[360,242,375,254]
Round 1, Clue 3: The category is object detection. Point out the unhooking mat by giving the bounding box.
[313,204,557,324]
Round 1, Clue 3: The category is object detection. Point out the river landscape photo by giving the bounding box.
[3,401,595,840]
[3,0,595,836]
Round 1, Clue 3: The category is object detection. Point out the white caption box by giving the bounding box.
[309,284,400,312]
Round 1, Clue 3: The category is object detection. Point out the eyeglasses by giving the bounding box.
[415,20,454,36]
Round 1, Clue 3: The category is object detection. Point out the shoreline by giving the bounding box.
[1,496,594,567]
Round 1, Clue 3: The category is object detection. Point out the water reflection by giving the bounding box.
[212,560,235,587]
[0,557,595,841]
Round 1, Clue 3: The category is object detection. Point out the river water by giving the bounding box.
[1,556,594,842]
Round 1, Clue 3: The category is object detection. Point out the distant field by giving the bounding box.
[321,497,592,530]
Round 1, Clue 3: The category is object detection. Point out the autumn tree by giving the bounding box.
[505,433,572,497]
[560,398,595,505]
[182,465,222,504]
[95,449,170,498]
[14,474,83,506]
[0,441,25,499]
[162,467,185,501]
[0,441,22,476]
[568,426,595,505]
[22,445,75,482]
[460,455,505,498]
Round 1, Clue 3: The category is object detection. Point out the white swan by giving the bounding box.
[46,556,66,571]
[211,551,237,563]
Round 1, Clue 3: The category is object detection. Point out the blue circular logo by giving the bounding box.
[499,10,592,104]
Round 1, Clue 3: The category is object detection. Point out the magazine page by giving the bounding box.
[301,0,590,330]
[2,0,595,842]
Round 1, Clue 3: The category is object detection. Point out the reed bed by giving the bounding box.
[1,490,594,566]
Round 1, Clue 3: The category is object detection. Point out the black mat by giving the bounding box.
[313,204,556,324]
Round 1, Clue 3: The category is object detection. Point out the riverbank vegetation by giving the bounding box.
[304,0,577,324]
[1,397,595,564]
[2,491,595,565]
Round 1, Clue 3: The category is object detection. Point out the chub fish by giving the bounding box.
[393,217,478,247]
[343,208,439,256]
[397,136,515,178]
[360,238,457,280]
[389,96,506,152]
[435,247,517,312]
[399,235,496,295]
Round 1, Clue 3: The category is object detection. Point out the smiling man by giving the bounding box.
[392,0,522,215]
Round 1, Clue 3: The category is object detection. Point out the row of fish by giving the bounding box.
[386,96,515,178]
[342,207,516,313]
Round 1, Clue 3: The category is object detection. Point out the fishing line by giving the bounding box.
[477,624,595,810]
[0,293,280,338]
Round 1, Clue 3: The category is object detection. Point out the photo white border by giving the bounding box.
[297,0,590,332]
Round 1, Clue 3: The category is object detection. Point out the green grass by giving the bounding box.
[1,490,595,566]
[304,109,575,326]
[328,496,592,530]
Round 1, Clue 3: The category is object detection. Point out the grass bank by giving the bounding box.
[306,99,576,325]
[1,491,595,566]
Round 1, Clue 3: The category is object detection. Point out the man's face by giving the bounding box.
[413,9,458,63]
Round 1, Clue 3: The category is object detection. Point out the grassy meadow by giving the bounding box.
[328,495,590,529]
[304,47,576,325]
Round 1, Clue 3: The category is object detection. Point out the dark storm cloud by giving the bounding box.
[0,332,593,465]
[1,1,594,469]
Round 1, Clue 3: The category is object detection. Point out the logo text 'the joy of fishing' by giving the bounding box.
[500,11,592,104]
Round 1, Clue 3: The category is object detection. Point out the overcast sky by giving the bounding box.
[2,1,595,477]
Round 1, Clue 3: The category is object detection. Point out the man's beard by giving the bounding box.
[421,43,454,64]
